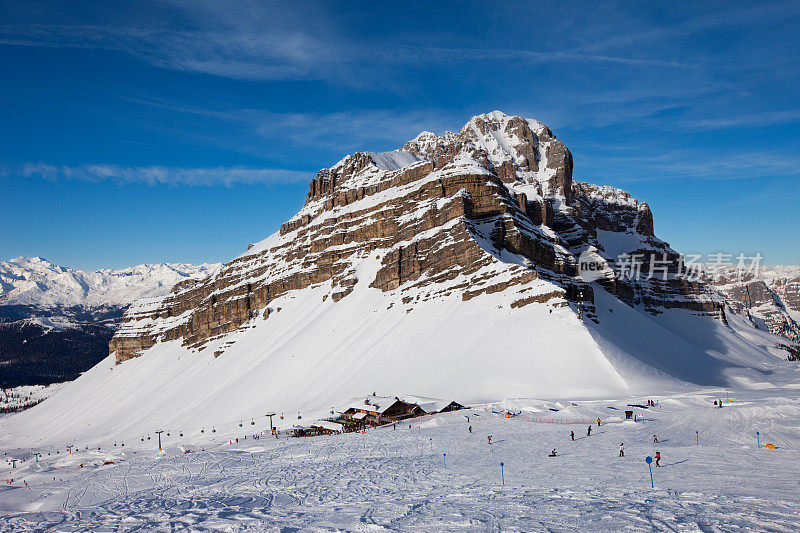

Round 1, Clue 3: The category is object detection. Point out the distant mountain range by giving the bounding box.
[0,257,220,387]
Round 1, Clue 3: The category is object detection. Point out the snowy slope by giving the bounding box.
[3,257,798,452]
[2,390,800,531]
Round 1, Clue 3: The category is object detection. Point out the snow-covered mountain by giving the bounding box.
[4,111,799,448]
[1,257,220,322]
[0,257,220,387]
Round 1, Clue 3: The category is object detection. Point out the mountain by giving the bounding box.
[4,111,799,448]
[707,265,800,348]
[0,258,220,387]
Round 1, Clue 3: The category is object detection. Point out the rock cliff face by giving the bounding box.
[709,266,800,345]
[110,111,724,362]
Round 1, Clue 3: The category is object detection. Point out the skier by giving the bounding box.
[597,418,601,427]
[655,450,661,467]
[653,434,659,443]
[619,443,624,457]
[587,425,592,437]
[570,430,575,441]
[549,448,557,457]
[469,425,473,434]
[487,435,492,445]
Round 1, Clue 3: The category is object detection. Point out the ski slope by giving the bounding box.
[2,390,799,531]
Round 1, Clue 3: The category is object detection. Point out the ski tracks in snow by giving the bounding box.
[3,396,800,531]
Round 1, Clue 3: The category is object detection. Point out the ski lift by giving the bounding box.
[121,442,124,447]
[251,418,255,426]
[280,413,284,420]
[180,431,184,437]
[167,431,170,437]
[141,437,144,442]
[147,435,151,440]
[212,426,216,433]
[201,427,205,433]
[239,420,243,427]
[297,412,302,420]
[114,441,117,447]
[330,407,334,415]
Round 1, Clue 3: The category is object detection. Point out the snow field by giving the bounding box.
[2,390,799,531]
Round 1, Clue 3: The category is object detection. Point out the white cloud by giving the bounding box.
[15,163,311,187]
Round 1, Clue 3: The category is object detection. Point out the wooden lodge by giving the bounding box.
[338,396,424,431]
[292,393,465,437]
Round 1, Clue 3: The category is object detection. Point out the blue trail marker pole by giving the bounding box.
[645,456,654,488]
[443,453,447,468]
[696,430,699,446]
[500,462,505,486]
[430,437,433,452]
[756,431,760,448]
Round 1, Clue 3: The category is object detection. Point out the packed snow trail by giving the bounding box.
[2,390,800,531]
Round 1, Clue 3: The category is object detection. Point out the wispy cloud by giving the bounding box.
[119,96,465,156]
[686,109,800,130]
[579,148,800,183]
[12,163,311,187]
[0,1,698,86]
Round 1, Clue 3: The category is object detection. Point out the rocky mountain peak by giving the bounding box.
[304,111,573,208]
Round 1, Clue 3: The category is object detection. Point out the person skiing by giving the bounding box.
[653,434,659,443]
[549,448,557,457]
[597,418,601,426]
[619,443,624,457]
[487,435,492,445]
[655,450,661,467]
[587,425,592,437]
[469,425,473,434]
[570,430,575,441]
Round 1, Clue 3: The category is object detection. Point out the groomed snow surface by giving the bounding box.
[2,390,800,531]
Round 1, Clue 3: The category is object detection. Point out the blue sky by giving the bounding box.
[1,0,799,270]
